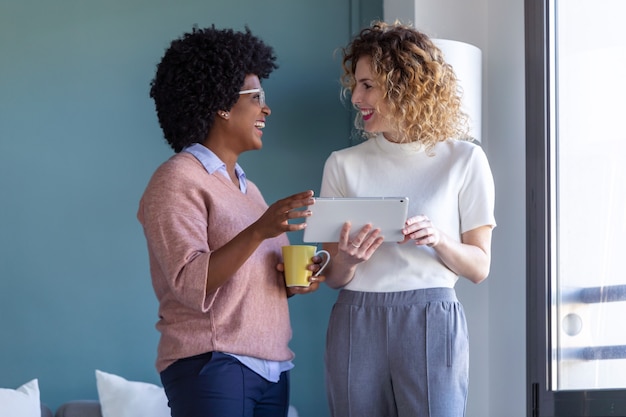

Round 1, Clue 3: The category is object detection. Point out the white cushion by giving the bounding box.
[95,370,170,417]
[0,378,40,417]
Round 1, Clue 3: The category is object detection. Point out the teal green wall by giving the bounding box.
[0,0,381,415]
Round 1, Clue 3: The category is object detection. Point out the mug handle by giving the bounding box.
[313,250,331,277]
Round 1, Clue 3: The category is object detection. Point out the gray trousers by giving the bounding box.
[325,288,469,417]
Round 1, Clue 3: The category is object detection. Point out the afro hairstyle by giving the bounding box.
[149,25,278,152]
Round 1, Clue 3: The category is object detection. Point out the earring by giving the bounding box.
[219,111,229,119]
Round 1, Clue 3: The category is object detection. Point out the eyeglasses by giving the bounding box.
[239,87,266,108]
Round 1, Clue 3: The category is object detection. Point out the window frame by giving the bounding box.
[525,0,626,415]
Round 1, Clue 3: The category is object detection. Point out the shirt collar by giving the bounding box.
[182,143,247,193]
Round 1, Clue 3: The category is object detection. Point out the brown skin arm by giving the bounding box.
[277,258,327,296]
[205,190,315,294]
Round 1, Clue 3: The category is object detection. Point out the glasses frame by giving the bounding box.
[238,88,265,108]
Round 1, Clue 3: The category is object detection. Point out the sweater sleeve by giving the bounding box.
[138,156,218,312]
[144,210,216,312]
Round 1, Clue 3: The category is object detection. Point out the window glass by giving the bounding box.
[553,0,626,390]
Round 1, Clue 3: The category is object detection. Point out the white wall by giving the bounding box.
[383,1,527,416]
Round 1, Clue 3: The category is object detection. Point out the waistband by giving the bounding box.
[336,287,458,307]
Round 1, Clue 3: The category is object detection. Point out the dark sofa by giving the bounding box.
[40,400,102,417]
[54,400,102,417]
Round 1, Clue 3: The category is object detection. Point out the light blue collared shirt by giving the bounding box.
[183,143,294,382]
[184,142,248,193]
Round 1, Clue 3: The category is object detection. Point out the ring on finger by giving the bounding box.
[351,241,361,248]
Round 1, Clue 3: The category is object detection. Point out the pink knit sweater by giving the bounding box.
[137,152,293,372]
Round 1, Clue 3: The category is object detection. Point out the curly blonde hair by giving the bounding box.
[341,21,470,149]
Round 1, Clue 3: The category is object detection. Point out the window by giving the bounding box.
[526,0,626,415]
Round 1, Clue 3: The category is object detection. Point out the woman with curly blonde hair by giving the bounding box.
[320,21,496,417]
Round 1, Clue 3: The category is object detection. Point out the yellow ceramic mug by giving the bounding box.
[281,245,330,287]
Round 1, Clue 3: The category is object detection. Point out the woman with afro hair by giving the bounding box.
[138,26,324,417]
[319,21,496,417]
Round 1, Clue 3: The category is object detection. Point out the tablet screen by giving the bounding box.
[302,197,409,243]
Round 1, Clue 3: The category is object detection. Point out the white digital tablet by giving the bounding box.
[302,197,409,243]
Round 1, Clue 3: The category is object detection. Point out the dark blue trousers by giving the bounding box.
[161,352,290,417]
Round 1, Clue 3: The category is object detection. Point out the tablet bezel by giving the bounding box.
[302,197,409,243]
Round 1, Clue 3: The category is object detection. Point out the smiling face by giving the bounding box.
[227,74,271,153]
[351,56,397,141]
